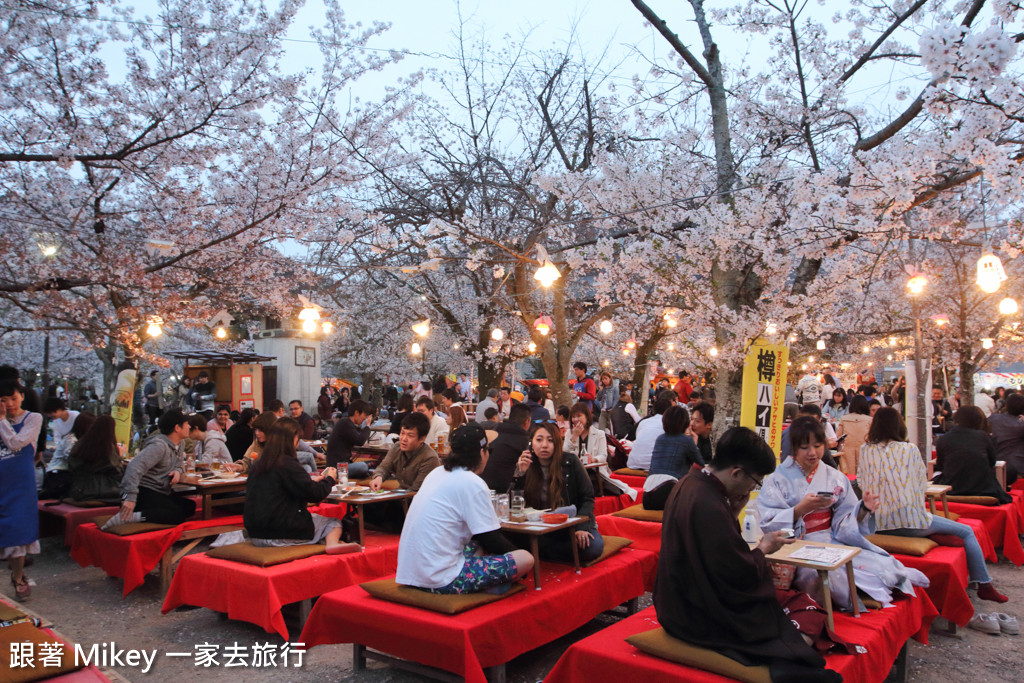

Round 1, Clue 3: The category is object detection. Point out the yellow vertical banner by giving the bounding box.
[111,366,137,448]
[739,339,790,460]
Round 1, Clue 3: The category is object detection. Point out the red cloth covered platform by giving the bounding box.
[161,530,401,639]
[544,592,937,683]
[70,515,243,596]
[593,492,638,517]
[937,500,1024,566]
[957,516,998,563]
[38,500,121,546]
[300,547,658,683]
[597,515,663,558]
[611,472,646,488]
[892,546,972,627]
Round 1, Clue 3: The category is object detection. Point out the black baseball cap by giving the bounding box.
[449,423,488,455]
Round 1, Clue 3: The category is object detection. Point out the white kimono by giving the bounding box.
[756,458,928,610]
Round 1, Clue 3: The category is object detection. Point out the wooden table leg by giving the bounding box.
[940,492,950,518]
[820,569,835,631]
[357,504,366,545]
[530,537,542,590]
[845,561,860,618]
[927,495,937,516]
[203,494,212,521]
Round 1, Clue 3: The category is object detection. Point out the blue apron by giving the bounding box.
[0,414,39,548]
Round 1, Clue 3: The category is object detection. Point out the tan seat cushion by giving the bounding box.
[584,535,633,567]
[207,542,326,567]
[613,467,648,477]
[360,578,526,614]
[945,495,1001,506]
[935,511,960,521]
[91,515,175,536]
[61,498,116,508]
[625,627,772,683]
[0,603,27,622]
[865,534,937,557]
[611,505,664,523]
[0,622,83,683]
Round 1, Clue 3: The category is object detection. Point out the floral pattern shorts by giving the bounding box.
[431,543,518,595]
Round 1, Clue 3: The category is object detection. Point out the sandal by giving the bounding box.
[11,574,31,601]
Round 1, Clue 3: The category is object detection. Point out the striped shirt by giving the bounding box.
[858,441,931,530]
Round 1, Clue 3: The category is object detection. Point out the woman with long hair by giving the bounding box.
[821,374,838,406]
[511,421,604,562]
[233,411,279,473]
[244,418,357,553]
[446,404,468,431]
[389,393,414,435]
[835,394,872,475]
[859,407,1007,603]
[0,380,43,600]
[66,415,123,504]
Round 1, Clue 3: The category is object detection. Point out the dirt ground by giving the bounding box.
[4,534,1023,682]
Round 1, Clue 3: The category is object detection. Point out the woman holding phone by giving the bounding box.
[757,417,927,610]
[511,421,604,562]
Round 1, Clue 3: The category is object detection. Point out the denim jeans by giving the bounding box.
[878,515,992,584]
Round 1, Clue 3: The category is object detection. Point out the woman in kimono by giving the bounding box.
[757,417,928,611]
[0,380,43,600]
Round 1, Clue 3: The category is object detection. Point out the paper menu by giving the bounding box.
[787,546,852,565]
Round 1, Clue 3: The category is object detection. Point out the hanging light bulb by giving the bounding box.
[709,347,719,357]
[321,321,334,334]
[453,343,460,350]
[411,342,422,355]
[999,298,1019,315]
[491,328,504,341]
[931,314,950,326]
[621,348,630,356]
[533,261,561,288]
[807,355,815,363]
[298,306,320,321]
[534,315,553,336]
[603,360,610,366]
[411,319,430,337]
[215,326,227,339]
[301,319,317,333]
[145,317,163,338]
[906,275,927,296]
[862,346,870,354]
[663,310,678,328]
[816,339,826,351]
[765,322,778,336]
[599,320,613,334]
[889,336,897,346]
[625,339,636,350]
[977,252,1007,293]
[528,341,537,353]
[982,337,994,349]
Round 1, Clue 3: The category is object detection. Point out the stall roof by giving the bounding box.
[166,349,276,365]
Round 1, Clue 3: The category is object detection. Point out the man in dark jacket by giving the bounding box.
[521,386,550,422]
[655,427,837,682]
[481,403,532,492]
[289,400,317,440]
[326,399,372,467]
[105,410,196,528]
[988,392,1024,484]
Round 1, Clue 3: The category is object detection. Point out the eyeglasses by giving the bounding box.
[739,469,763,489]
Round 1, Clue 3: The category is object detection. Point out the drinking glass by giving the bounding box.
[211,461,221,472]
[495,494,510,521]
[338,463,349,488]
[510,490,526,522]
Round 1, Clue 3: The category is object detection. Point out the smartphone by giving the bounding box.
[779,528,795,539]
[817,491,835,498]
[836,434,849,443]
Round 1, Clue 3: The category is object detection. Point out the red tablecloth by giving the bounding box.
[301,547,658,683]
[893,546,972,627]
[544,592,937,683]
[957,516,997,563]
[70,515,244,596]
[937,500,1024,566]
[610,473,646,488]
[161,530,400,639]
[597,515,663,558]
[38,500,121,546]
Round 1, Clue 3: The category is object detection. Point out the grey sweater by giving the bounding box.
[120,433,183,502]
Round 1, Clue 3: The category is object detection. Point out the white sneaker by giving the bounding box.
[995,613,1020,636]
[969,613,1001,635]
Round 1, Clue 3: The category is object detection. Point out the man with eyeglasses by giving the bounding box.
[654,427,839,683]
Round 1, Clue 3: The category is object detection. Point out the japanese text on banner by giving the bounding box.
[740,340,789,460]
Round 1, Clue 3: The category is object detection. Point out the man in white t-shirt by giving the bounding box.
[975,390,995,417]
[415,396,450,446]
[396,424,533,593]
[627,393,676,471]
[42,397,80,473]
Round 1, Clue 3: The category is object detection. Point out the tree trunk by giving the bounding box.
[959,351,976,409]
[361,372,382,411]
[632,331,666,416]
[476,361,503,399]
[94,341,118,410]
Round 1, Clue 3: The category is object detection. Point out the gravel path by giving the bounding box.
[5,534,1023,682]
